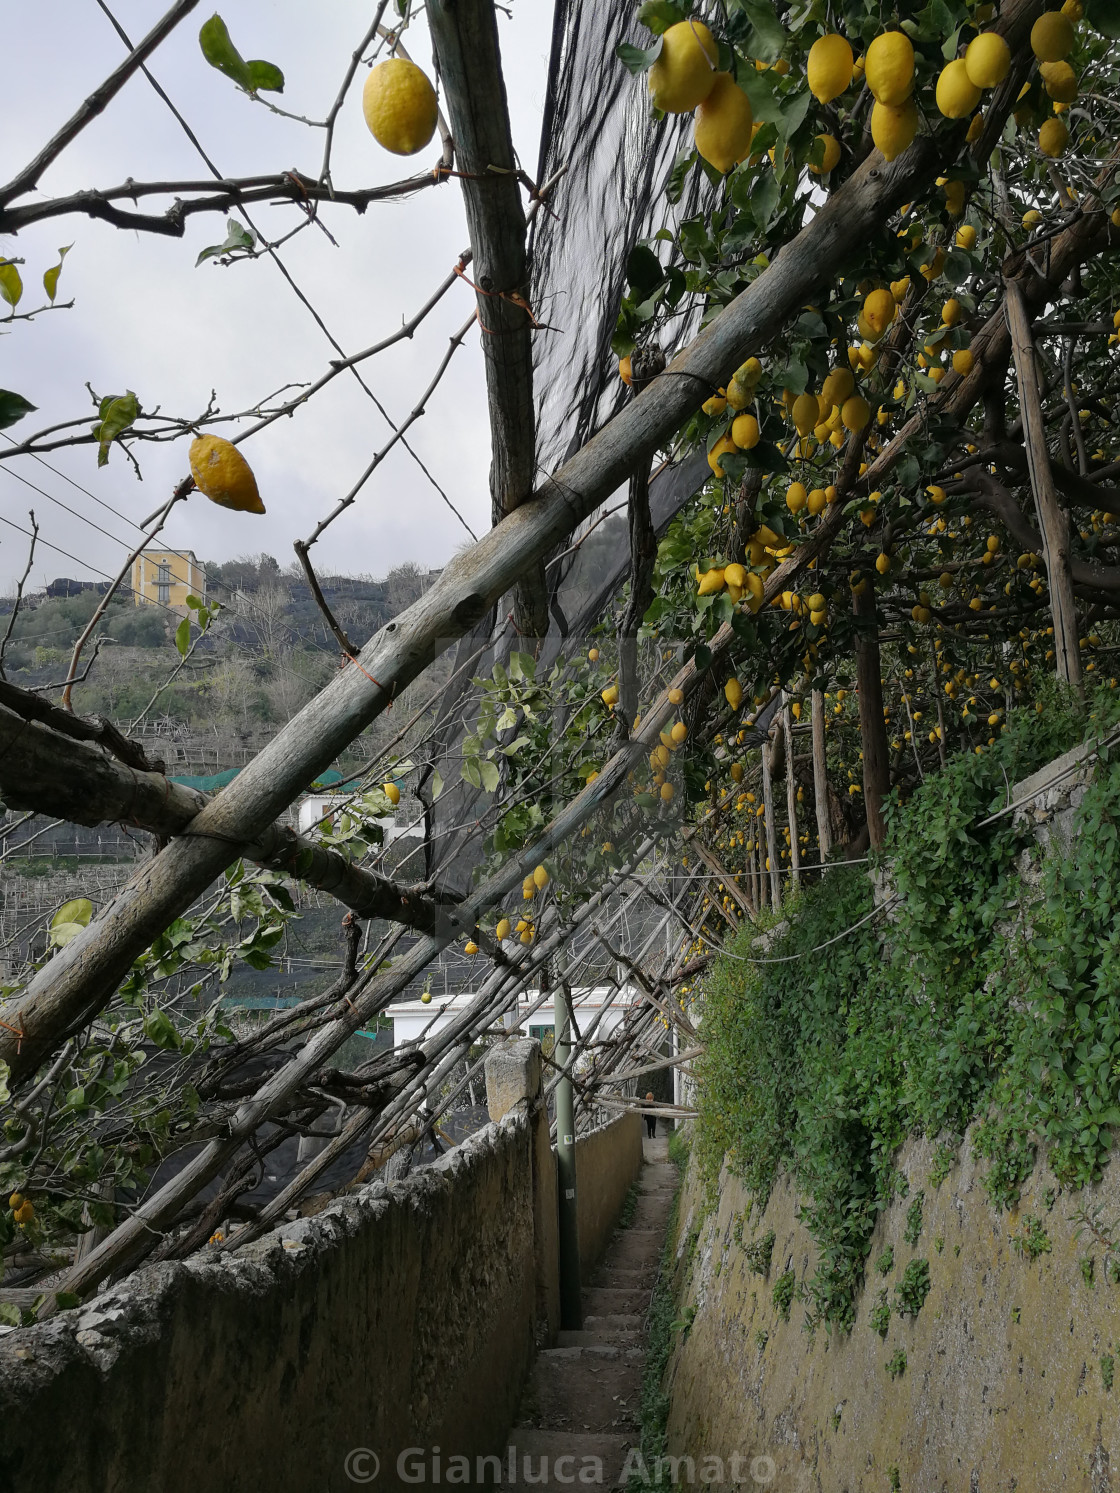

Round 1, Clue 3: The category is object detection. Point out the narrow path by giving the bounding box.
[507,1134,677,1488]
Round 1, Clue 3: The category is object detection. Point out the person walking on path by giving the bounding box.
[644,1092,657,1139]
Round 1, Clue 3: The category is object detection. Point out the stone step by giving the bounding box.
[524,1352,642,1433]
[592,1267,654,1290]
[503,1430,635,1488]
[556,1326,639,1350]
[583,1312,643,1334]
[581,1286,651,1315]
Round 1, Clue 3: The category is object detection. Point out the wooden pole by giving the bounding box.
[811,687,832,868]
[854,584,891,850]
[782,694,800,892]
[761,729,782,907]
[1006,281,1082,691]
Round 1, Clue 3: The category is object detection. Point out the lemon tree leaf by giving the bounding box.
[92,390,139,467]
[0,1060,9,1106]
[175,617,192,656]
[432,768,444,800]
[0,261,23,311]
[199,15,252,89]
[478,759,501,793]
[196,218,256,267]
[637,1,687,33]
[735,0,784,62]
[42,245,71,304]
[52,898,93,932]
[245,59,284,93]
[0,391,36,430]
[616,40,663,74]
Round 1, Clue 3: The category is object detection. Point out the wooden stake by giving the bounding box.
[782,694,800,891]
[854,584,891,849]
[811,687,832,869]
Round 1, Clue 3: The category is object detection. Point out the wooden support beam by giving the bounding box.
[1006,280,1083,691]
[811,687,832,868]
[427,0,546,637]
[0,701,456,934]
[681,827,754,921]
[854,584,891,850]
[761,726,782,907]
[782,694,800,891]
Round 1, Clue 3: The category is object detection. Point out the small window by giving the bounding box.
[157,584,170,605]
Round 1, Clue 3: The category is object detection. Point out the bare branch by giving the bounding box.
[0,510,38,680]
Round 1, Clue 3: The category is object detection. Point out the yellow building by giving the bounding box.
[131,550,206,613]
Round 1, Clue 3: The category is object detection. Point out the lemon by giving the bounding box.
[708,435,737,476]
[383,781,400,805]
[736,356,763,387]
[942,297,962,326]
[731,412,758,444]
[1031,10,1075,60]
[648,20,719,113]
[966,112,985,142]
[866,31,915,105]
[808,488,827,516]
[464,940,479,955]
[787,481,808,512]
[1041,60,1077,101]
[698,567,726,595]
[671,721,688,744]
[809,133,842,174]
[725,379,751,410]
[875,553,891,574]
[965,32,1011,88]
[927,484,946,504]
[953,348,974,376]
[1039,116,1069,156]
[619,356,633,386]
[871,99,919,161]
[668,687,684,704]
[956,223,977,249]
[533,864,549,889]
[725,678,743,710]
[864,287,896,336]
[694,73,754,172]
[362,59,438,156]
[842,395,871,432]
[822,367,854,407]
[731,762,745,783]
[495,917,511,941]
[936,59,982,119]
[660,782,675,803]
[792,393,819,435]
[702,393,728,415]
[188,435,265,513]
[588,646,599,662]
[807,33,854,103]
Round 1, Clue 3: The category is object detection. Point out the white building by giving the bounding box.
[296,795,423,841]
[388,984,643,1049]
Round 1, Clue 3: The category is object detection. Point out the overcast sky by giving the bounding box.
[1,0,556,593]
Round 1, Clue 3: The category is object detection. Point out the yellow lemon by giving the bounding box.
[694,73,754,172]
[618,355,632,385]
[708,435,738,477]
[668,687,684,704]
[787,481,808,512]
[864,287,896,335]
[671,721,688,744]
[495,917,511,941]
[660,782,675,803]
[807,33,854,102]
[866,31,915,105]
[725,678,743,711]
[875,552,891,574]
[735,356,763,387]
[1031,10,1075,61]
[956,223,977,249]
[533,864,549,889]
[1023,208,1043,229]
[808,487,827,516]
[698,567,726,596]
[936,59,982,119]
[841,395,871,432]
[953,348,974,376]
[188,435,264,513]
[383,781,400,805]
[792,392,819,435]
[822,367,854,407]
[871,99,919,161]
[602,682,620,705]
[464,940,479,955]
[724,562,747,589]
[1039,117,1069,156]
[1041,60,1077,101]
[731,412,760,449]
[648,20,719,112]
[965,32,1011,88]
[362,59,438,156]
[942,297,962,326]
[809,133,842,174]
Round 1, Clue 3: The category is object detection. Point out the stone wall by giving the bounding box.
[0,1067,644,1493]
[575,1111,645,1279]
[663,1130,1120,1489]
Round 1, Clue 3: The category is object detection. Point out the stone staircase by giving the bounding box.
[505,1135,678,1488]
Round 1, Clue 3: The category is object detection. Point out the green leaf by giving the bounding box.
[245,58,284,93]
[196,217,256,267]
[666,148,697,206]
[0,1303,20,1328]
[627,244,664,297]
[0,1059,9,1106]
[431,768,444,800]
[143,1009,181,1050]
[92,390,139,468]
[616,39,663,74]
[737,0,784,62]
[50,898,93,949]
[42,245,71,304]
[0,261,23,311]
[175,617,192,656]
[637,0,687,33]
[199,15,252,89]
[0,390,36,430]
[478,759,501,793]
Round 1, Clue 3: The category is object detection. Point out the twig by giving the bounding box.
[319,4,392,188]
[0,0,201,208]
[293,541,354,655]
[0,510,38,680]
